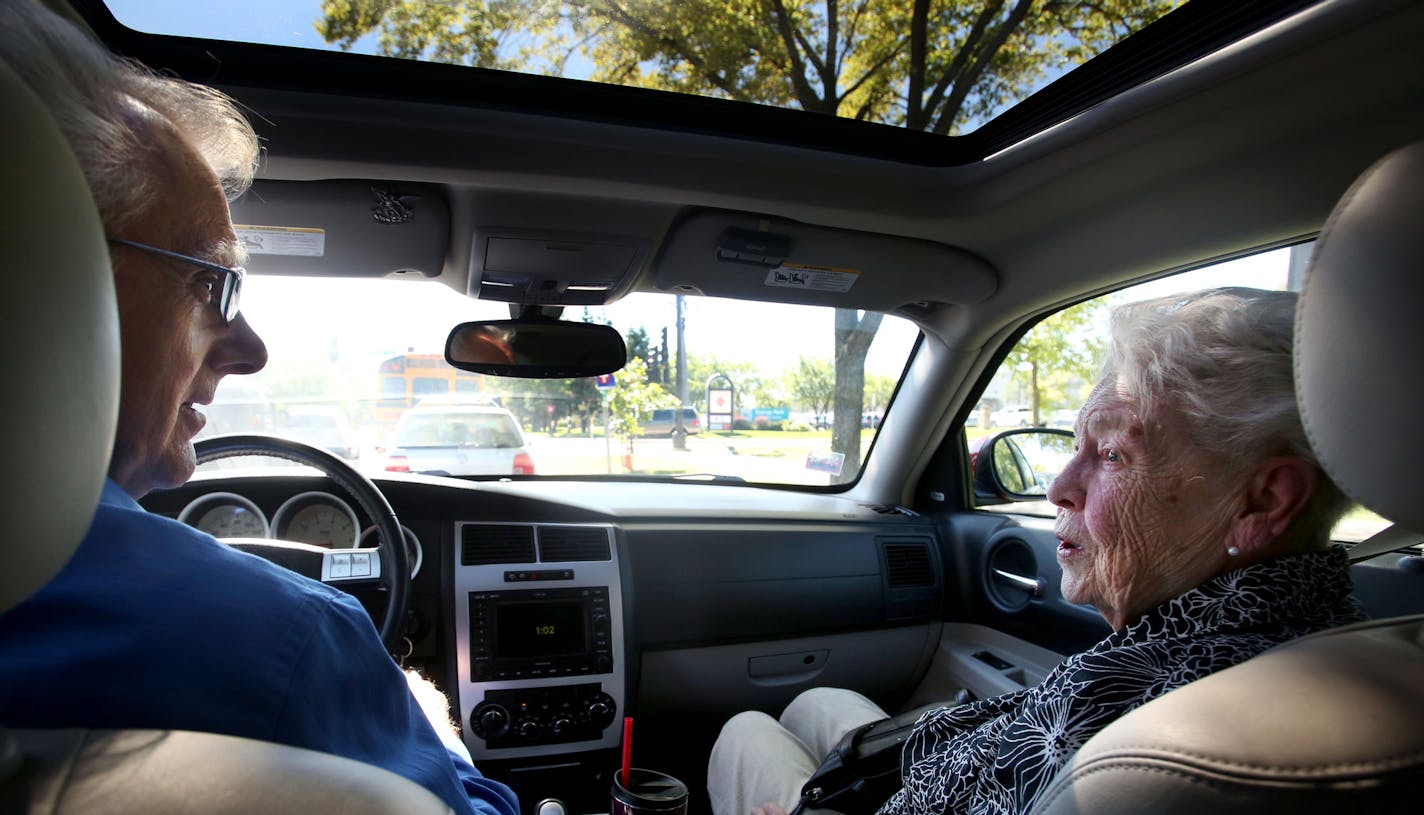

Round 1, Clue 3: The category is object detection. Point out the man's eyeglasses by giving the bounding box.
[106,237,244,324]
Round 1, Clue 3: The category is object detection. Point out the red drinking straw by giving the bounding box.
[621,717,634,787]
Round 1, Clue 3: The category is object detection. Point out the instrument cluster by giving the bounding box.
[177,490,423,576]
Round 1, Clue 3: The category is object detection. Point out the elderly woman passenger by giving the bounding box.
[708,287,1365,815]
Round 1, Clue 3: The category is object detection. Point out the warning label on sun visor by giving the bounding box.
[765,262,859,293]
[233,225,326,257]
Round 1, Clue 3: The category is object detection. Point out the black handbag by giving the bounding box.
[788,703,942,815]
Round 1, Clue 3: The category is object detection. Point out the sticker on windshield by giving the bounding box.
[805,451,846,476]
[234,225,326,257]
[765,262,859,292]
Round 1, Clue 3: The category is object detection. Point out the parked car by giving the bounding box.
[989,405,1033,428]
[640,407,701,437]
[384,403,534,476]
[273,405,359,459]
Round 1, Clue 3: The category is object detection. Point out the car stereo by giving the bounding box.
[454,522,625,761]
[469,586,613,680]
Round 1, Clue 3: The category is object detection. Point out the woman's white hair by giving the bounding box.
[0,0,258,230]
[1105,286,1349,549]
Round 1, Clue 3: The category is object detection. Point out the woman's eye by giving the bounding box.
[1102,448,1121,463]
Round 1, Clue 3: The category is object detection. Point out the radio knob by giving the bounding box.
[472,704,510,740]
[595,655,612,672]
[550,714,576,737]
[585,695,616,729]
[592,613,610,627]
[517,718,543,740]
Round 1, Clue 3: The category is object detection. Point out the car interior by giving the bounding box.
[2,0,1423,813]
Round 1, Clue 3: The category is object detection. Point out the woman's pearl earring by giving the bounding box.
[1226,546,1241,557]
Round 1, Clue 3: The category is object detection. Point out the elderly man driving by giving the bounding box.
[709,287,1365,815]
[0,2,516,814]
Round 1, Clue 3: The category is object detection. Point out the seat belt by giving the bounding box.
[1347,523,1424,564]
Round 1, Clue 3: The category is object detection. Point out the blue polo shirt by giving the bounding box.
[0,479,517,815]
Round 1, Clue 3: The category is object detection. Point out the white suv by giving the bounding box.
[384,403,534,476]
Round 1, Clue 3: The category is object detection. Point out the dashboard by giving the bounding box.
[142,469,946,804]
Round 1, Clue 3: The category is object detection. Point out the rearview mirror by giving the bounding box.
[445,319,627,379]
[972,428,1075,505]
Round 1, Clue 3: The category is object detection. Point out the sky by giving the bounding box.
[108,1,368,55]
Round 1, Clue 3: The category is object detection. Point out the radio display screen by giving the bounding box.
[495,600,588,659]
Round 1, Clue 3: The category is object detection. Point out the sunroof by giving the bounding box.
[105,0,1186,137]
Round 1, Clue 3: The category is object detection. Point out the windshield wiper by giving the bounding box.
[669,473,746,484]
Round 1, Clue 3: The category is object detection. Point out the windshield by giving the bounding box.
[200,275,920,486]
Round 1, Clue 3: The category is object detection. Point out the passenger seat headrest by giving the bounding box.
[1296,141,1424,534]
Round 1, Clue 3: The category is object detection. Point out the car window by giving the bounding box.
[198,279,919,487]
[972,242,1389,543]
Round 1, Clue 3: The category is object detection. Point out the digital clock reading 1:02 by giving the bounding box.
[495,600,588,659]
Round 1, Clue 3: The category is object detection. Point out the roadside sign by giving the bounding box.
[595,374,616,389]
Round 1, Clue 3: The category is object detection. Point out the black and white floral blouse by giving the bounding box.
[877,548,1365,815]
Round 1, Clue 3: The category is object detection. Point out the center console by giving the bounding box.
[454,522,625,761]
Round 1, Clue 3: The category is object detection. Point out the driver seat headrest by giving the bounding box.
[0,58,119,614]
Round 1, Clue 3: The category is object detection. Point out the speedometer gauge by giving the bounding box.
[177,492,269,539]
[359,524,424,578]
[272,492,360,548]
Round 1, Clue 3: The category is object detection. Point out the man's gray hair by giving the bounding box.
[0,0,258,229]
[1105,286,1349,549]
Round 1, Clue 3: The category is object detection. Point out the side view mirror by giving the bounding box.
[972,428,1075,506]
[445,318,627,379]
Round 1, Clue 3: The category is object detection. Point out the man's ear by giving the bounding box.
[1225,457,1317,556]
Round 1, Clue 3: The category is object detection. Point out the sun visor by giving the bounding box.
[653,210,996,310]
[228,180,449,278]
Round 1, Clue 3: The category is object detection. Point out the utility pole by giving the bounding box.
[672,295,689,450]
[676,295,688,404]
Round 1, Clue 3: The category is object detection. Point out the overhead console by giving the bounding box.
[454,522,625,761]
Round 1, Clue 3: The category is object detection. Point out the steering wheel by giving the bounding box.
[194,434,410,657]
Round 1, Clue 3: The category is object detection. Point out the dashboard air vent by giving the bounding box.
[882,540,935,588]
[461,524,536,565]
[538,527,611,562]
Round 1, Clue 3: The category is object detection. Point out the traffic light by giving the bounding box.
[660,327,670,384]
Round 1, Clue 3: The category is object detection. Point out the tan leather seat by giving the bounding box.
[1031,142,1424,813]
[0,36,450,815]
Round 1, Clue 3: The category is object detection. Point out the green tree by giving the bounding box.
[831,309,881,469]
[864,372,896,413]
[607,357,677,443]
[1004,299,1104,424]
[322,2,1178,135]
[626,325,650,365]
[789,356,835,420]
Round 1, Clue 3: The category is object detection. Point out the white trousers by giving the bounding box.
[707,688,889,815]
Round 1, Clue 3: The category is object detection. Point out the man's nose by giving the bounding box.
[212,313,268,375]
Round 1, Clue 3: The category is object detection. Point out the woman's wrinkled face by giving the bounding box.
[1047,376,1241,630]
